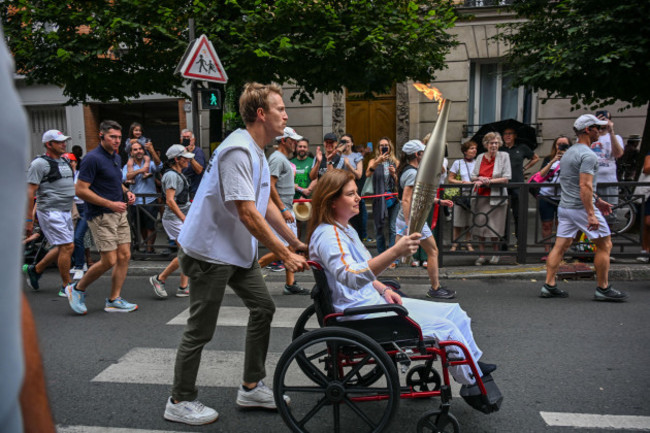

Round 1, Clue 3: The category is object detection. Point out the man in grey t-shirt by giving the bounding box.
[540,114,628,302]
[259,127,309,295]
[23,129,76,294]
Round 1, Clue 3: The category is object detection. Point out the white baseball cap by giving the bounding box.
[42,129,71,143]
[574,114,608,131]
[402,139,425,155]
[276,127,303,141]
[166,144,195,159]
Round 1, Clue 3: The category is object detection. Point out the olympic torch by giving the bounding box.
[408,90,451,234]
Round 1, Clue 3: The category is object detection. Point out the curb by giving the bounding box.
[124,261,649,282]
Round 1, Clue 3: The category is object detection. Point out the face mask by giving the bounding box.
[182,138,191,147]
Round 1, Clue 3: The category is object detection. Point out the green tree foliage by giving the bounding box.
[2,0,458,104]
[498,0,650,169]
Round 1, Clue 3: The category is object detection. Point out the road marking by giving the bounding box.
[91,347,462,396]
[540,411,650,430]
[57,427,186,433]
[166,306,318,328]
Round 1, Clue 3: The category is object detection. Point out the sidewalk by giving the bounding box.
[126,253,650,282]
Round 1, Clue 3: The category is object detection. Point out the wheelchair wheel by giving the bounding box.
[406,364,442,392]
[292,304,318,340]
[609,202,636,235]
[416,409,460,433]
[274,327,400,433]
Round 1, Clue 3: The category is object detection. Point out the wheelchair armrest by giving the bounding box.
[343,304,409,317]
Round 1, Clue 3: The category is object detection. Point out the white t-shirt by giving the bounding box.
[449,158,476,183]
[590,133,622,183]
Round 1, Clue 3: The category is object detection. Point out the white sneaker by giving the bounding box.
[475,256,486,266]
[637,255,649,263]
[149,275,168,298]
[489,255,500,265]
[163,398,218,425]
[72,269,84,280]
[236,380,290,409]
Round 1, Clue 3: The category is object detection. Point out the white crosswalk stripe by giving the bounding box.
[57,426,186,433]
[166,306,318,328]
[540,411,650,430]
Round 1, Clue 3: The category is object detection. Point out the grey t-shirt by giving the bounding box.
[268,150,295,210]
[161,170,190,222]
[397,166,417,221]
[26,156,75,211]
[559,143,598,209]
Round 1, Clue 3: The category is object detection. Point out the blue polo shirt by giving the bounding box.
[78,145,124,220]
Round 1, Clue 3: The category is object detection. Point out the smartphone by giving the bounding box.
[367,142,373,151]
[182,138,191,147]
[381,146,389,155]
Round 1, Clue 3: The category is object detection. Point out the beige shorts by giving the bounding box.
[88,211,131,252]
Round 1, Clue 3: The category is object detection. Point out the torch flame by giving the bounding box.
[413,83,444,113]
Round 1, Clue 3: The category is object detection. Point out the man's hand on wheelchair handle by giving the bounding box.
[283,252,310,273]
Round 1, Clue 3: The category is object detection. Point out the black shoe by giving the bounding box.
[426,286,456,300]
[539,284,568,298]
[23,264,41,290]
[478,361,497,376]
[284,283,310,295]
[594,285,628,302]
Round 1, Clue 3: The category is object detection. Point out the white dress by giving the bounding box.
[309,222,484,384]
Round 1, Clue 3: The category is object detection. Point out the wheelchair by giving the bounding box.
[273,261,502,433]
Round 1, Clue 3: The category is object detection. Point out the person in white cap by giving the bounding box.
[395,139,456,299]
[540,114,628,302]
[149,144,194,298]
[23,129,76,296]
[258,127,310,294]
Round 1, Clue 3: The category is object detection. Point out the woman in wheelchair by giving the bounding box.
[307,169,496,385]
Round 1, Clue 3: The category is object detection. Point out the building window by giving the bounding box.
[467,62,535,134]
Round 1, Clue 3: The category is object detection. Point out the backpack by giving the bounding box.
[36,155,72,183]
[398,164,417,200]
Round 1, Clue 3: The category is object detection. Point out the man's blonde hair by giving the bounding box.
[239,82,283,124]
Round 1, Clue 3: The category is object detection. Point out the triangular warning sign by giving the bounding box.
[179,34,228,84]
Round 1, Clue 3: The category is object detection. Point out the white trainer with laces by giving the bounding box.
[163,398,218,425]
[236,380,290,409]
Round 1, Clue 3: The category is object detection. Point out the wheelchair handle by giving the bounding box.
[343,304,409,317]
[307,260,323,270]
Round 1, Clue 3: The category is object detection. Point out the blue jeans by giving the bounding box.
[376,202,399,254]
[72,203,89,269]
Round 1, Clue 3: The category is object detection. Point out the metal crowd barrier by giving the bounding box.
[436,181,649,265]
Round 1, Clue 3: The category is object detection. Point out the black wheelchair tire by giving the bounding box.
[416,410,460,433]
[274,327,400,433]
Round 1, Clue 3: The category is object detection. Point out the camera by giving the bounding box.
[181,138,190,147]
[558,144,569,151]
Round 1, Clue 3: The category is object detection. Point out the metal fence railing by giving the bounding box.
[434,181,649,266]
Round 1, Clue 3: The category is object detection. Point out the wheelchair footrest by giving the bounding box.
[460,374,503,414]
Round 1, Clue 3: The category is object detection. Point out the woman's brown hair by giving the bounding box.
[307,169,356,244]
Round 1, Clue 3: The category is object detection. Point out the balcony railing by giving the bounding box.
[459,0,515,7]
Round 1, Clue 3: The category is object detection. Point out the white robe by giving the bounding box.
[309,222,484,384]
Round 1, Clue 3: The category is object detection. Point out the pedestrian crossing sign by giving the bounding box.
[178,34,228,84]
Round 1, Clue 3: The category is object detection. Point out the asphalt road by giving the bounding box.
[24,270,650,433]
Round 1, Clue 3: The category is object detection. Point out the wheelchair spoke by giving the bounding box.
[297,395,329,429]
[282,385,328,394]
[296,351,329,386]
[333,402,341,433]
[341,353,373,385]
[328,340,341,380]
[343,395,378,429]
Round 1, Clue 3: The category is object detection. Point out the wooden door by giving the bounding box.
[346,87,396,149]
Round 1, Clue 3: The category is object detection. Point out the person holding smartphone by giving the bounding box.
[366,136,399,257]
[180,129,206,200]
